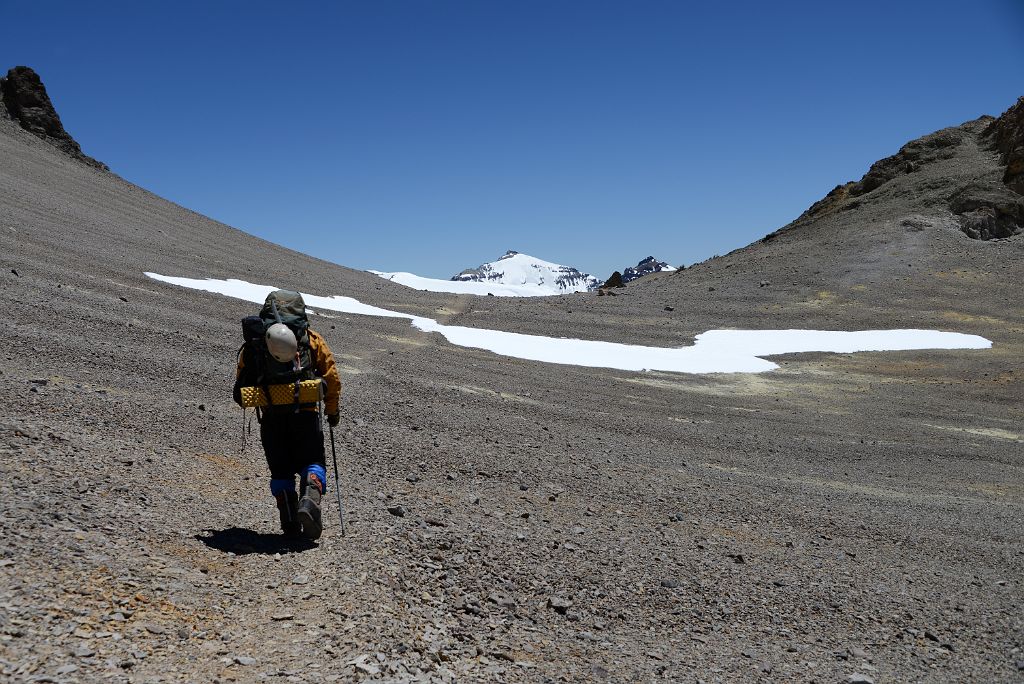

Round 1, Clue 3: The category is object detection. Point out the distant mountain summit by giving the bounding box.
[451,251,601,294]
[621,256,676,283]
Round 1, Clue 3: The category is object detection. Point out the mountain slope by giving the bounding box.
[1,73,1022,683]
[622,104,1024,344]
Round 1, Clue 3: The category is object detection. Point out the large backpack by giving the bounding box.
[240,290,318,391]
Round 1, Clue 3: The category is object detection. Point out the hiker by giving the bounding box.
[232,290,341,540]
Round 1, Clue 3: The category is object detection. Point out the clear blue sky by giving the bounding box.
[4,1,1023,278]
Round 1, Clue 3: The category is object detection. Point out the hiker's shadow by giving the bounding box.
[195,527,317,555]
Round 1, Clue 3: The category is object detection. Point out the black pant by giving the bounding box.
[259,409,326,481]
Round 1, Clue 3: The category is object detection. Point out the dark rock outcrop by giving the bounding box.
[949,180,1024,240]
[984,96,1024,194]
[601,271,624,289]
[0,66,107,170]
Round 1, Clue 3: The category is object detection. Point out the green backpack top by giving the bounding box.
[242,290,317,390]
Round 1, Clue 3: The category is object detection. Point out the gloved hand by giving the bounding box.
[327,413,340,428]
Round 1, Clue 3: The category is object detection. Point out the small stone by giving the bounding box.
[271,612,294,621]
[352,658,380,675]
[668,512,684,522]
[56,664,79,675]
[292,574,309,585]
[519,483,529,491]
[387,505,406,517]
[405,473,420,483]
[547,596,572,615]
[847,674,874,684]
[759,280,771,287]
[664,306,674,311]
[119,296,128,302]
[234,655,257,666]
[73,645,95,657]
[849,646,868,659]
[143,623,166,635]
[457,597,482,615]
[660,578,682,589]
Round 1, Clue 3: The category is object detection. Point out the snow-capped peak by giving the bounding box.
[451,250,600,294]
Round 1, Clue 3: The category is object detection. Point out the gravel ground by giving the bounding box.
[0,109,1022,684]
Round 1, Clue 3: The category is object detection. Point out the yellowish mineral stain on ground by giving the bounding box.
[923,423,1023,442]
[702,462,1023,505]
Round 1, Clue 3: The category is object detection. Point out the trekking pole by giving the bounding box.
[329,425,346,537]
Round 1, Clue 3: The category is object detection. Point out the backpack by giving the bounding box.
[240,290,318,391]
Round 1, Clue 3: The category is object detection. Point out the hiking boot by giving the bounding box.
[297,475,323,540]
[275,491,301,537]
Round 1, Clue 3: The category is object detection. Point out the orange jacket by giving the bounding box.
[235,328,341,415]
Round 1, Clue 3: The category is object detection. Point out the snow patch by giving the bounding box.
[145,273,992,374]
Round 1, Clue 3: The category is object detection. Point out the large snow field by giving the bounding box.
[145,273,992,374]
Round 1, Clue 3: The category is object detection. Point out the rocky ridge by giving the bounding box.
[774,98,1024,242]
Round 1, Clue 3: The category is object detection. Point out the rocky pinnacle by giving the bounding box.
[0,66,107,170]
